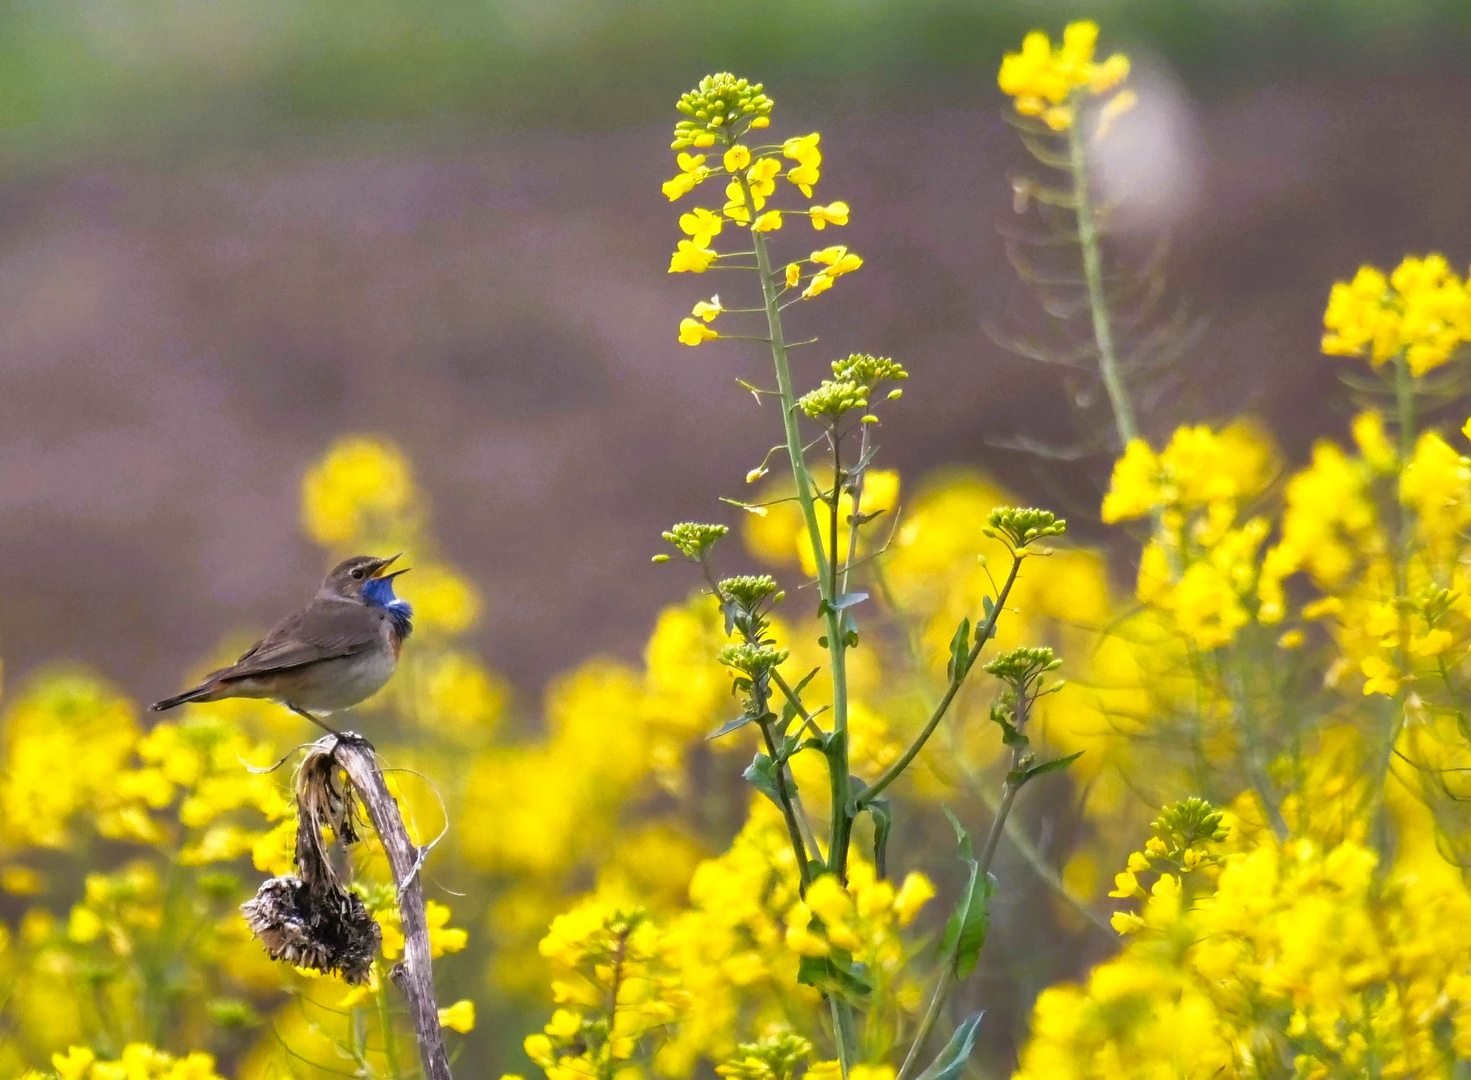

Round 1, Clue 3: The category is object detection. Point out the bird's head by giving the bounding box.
[320,554,410,603]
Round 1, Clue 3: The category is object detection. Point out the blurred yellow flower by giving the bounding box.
[301,436,415,547]
[438,999,476,1033]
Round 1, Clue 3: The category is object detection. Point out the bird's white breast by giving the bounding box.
[257,644,399,714]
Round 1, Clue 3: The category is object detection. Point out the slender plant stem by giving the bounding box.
[760,716,813,890]
[1067,106,1136,447]
[897,771,1021,1080]
[1370,351,1418,854]
[735,161,857,1076]
[376,963,403,1080]
[858,555,1023,809]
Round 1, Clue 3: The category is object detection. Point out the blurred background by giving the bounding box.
[5,1,1471,1075]
[2,0,1470,701]
[1,0,1469,704]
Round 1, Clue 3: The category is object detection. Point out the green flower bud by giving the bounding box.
[1150,796,1229,862]
[798,379,868,422]
[717,642,789,677]
[983,645,1062,688]
[983,506,1067,549]
[673,74,775,148]
[716,1033,815,1080]
[662,521,730,560]
[719,574,782,610]
[831,353,909,389]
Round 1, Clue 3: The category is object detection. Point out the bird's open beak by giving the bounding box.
[372,553,410,579]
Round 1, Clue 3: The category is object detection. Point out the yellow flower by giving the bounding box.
[1361,655,1400,696]
[782,133,821,196]
[679,318,720,346]
[662,153,711,201]
[892,872,935,925]
[747,156,781,199]
[678,207,724,248]
[809,202,849,230]
[439,999,476,1033]
[301,436,415,546]
[402,563,482,636]
[722,145,751,171]
[753,210,783,232]
[545,1008,581,1038]
[1322,254,1471,375]
[1110,910,1145,934]
[52,1047,95,1080]
[1100,439,1161,522]
[691,295,723,323]
[997,21,1130,131]
[1108,871,1144,899]
[784,263,801,288]
[669,240,718,273]
[801,246,862,299]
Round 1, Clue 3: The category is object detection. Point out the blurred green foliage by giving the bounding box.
[1,0,1468,164]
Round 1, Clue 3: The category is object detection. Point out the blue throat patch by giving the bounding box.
[363,576,414,640]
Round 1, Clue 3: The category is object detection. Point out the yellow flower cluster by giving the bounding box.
[1101,423,1277,650]
[300,435,417,546]
[664,76,862,348]
[997,20,1131,131]
[49,1044,223,1080]
[1322,254,1471,377]
[1024,823,1471,1078]
[523,903,689,1080]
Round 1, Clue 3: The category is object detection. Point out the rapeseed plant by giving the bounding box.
[8,17,1471,1080]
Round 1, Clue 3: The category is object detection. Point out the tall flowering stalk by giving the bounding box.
[657,74,1079,1078]
[998,21,1137,449]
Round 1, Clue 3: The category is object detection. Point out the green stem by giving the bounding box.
[1067,106,1136,447]
[738,170,853,879]
[1371,351,1417,855]
[735,162,857,1077]
[858,555,1023,809]
[376,962,402,1079]
[897,770,1021,1080]
[759,715,814,890]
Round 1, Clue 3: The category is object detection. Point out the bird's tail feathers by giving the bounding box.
[150,684,217,712]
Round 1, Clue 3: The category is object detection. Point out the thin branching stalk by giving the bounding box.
[896,693,1031,1080]
[733,160,859,1079]
[1066,104,1137,448]
[858,554,1023,809]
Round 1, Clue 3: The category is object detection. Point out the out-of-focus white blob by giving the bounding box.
[1089,56,1204,234]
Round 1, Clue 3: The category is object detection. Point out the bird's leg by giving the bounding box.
[289,705,343,737]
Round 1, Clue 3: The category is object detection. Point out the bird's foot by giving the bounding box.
[289,705,344,738]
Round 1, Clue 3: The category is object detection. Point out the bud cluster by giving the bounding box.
[673,74,774,149]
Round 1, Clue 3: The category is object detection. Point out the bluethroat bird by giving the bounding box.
[151,554,413,734]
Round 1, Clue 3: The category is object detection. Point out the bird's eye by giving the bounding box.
[351,568,365,580]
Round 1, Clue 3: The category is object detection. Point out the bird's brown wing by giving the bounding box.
[211,602,382,683]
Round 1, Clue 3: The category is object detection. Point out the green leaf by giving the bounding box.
[866,798,893,879]
[1020,750,1084,784]
[913,1013,984,1080]
[938,809,995,979]
[743,753,782,809]
[947,618,972,682]
[796,951,872,1001]
[707,713,755,740]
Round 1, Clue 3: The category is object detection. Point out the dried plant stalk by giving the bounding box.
[243,734,453,1080]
